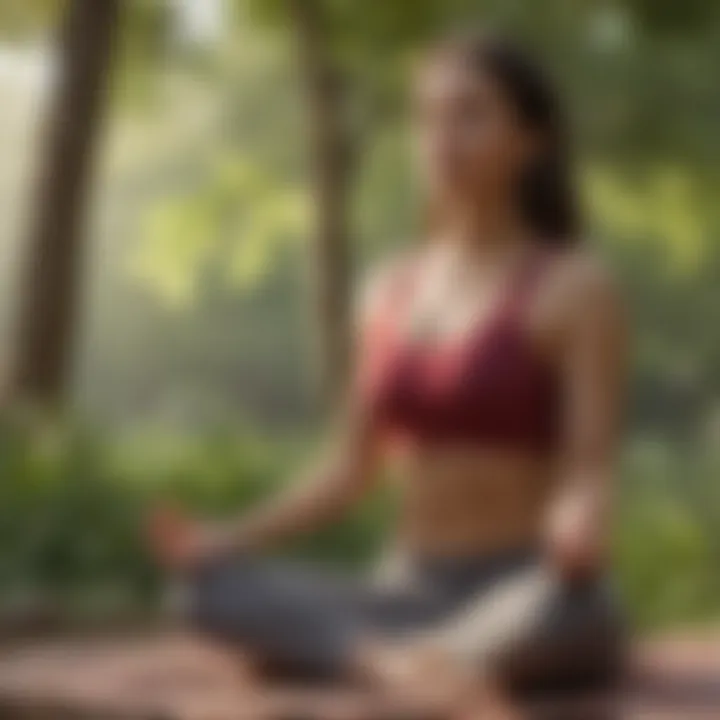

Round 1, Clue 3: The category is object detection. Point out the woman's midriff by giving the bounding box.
[390,445,558,557]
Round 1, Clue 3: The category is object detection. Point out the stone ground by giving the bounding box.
[0,633,718,719]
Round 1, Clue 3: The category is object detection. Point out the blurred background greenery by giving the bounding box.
[0,0,718,631]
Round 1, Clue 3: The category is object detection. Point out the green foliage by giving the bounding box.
[132,153,310,306]
[626,0,720,35]
[115,0,173,106]
[0,425,156,607]
[0,427,391,614]
[615,444,720,629]
[0,0,63,40]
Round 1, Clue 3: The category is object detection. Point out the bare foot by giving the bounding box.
[454,677,521,720]
[354,640,485,716]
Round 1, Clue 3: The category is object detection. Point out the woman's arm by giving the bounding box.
[216,262,404,554]
[217,400,382,554]
[151,397,382,568]
[544,254,628,580]
[150,266,396,568]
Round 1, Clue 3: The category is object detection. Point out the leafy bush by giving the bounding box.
[0,425,391,614]
[614,442,720,629]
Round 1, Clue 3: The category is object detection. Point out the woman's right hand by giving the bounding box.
[147,505,228,571]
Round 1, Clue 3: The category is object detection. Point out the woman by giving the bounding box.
[150,31,627,704]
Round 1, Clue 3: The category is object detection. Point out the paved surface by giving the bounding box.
[0,633,718,719]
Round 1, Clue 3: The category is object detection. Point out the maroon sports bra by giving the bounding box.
[360,252,561,453]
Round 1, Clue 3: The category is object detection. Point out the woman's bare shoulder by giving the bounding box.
[531,245,625,351]
[545,246,622,313]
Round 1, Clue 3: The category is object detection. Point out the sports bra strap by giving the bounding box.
[367,246,555,343]
[374,254,423,333]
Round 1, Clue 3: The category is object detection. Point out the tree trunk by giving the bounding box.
[289,0,354,414]
[9,0,121,410]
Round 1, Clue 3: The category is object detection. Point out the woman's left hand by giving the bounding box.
[544,485,606,584]
[147,504,229,571]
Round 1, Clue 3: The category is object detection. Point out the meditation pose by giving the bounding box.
[150,30,628,708]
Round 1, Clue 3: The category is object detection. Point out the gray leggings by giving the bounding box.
[185,549,625,691]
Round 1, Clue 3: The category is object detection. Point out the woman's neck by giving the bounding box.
[437,205,533,269]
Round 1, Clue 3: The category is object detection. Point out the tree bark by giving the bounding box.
[9,0,121,410]
[289,0,354,414]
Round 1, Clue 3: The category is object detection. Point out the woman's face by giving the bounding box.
[414,55,537,209]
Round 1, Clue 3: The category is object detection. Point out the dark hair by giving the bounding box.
[429,32,581,245]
